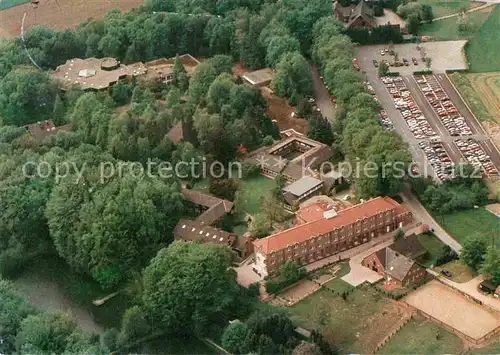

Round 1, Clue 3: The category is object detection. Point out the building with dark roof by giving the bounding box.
[174,219,237,245]
[362,234,428,287]
[335,1,375,29]
[247,133,333,182]
[24,120,73,143]
[181,187,234,226]
[242,68,275,87]
[253,196,413,276]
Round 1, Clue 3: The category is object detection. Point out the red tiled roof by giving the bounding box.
[253,196,408,254]
[297,202,330,223]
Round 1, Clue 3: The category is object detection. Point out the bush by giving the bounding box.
[247,282,260,297]
[435,245,459,266]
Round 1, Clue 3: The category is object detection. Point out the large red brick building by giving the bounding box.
[253,197,412,276]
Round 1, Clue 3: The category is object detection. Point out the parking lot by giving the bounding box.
[357,42,500,181]
[356,41,468,76]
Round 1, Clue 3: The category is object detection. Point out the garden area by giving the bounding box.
[466,4,500,72]
[377,318,463,354]
[322,262,354,295]
[439,208,499,246]
[419,5,494,41]
[469,336,500,354]
[288,285,405,354]
[433,259,477,283]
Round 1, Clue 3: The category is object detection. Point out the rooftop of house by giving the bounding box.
[242,68,275,86]
[382,248,416,282]
[253,196,409,254]
[296,202,332,223]
[144,54,199,80]
[174,219,236,245]
[52,57,147,91]
[283,176,323,197]
[24,120,73,142]
[181,188,234,226]
[389,233,427,260]
[247,133,333,180]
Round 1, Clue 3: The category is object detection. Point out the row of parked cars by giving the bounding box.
[455,138,499,177]
[419,141,455,180]
[379,109,394,131]
[414,75,473,136]
[381,76,437,139]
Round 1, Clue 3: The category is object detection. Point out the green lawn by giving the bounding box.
[439,208,499,246]
[466,4,500,72]
[0,0,30,10]
[433,259,477,283]
[378,319,463,354]
[419,0,472,18]
[420,8,493,41]
[289,286,398,354]
[236,175,277,216]
[417,232,446,267]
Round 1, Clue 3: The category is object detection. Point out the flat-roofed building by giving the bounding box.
[145,54,199,83]
[252,196,412,276]
[282,176,324,210]
[242,68,275,87]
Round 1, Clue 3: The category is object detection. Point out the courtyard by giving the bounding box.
[404,280,500,340]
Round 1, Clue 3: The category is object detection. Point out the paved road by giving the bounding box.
[310,63,336,121]
[401,190,462,253]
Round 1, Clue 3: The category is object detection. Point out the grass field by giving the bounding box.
[289,286,403,354]
[236,175,277,216]
[466,4,500,72]
[419,0,476,18]
[420,6,493,41]
[417,232,446,267]
[433,259,477,283]
[466,72,500,122]
[439,208,500,246]
[377,319,463,354]
[0,0,29,10]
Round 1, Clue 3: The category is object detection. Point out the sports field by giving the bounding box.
[466,4,500,72]
[467,72,500,122]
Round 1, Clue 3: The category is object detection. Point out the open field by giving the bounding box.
[0,0,29,10]
[467,72,500,122]
[237,175,277,216]
[0,0,145,38]
[289,286,405,354]
[419,0,483,18]
[439,208,500,246]
[377,318,463,354]
[420,5,494,41]
[433,260,477,283]
[466,4,500,72]
[417,232,446,267]
[405,280,500,340]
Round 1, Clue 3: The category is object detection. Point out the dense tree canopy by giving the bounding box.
[141,241,243,336]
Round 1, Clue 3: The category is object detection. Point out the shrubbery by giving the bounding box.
[266,261,307,294]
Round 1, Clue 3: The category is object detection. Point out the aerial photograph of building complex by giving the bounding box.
[0,0,499,353]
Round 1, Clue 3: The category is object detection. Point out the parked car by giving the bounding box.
[412,57,418,65]
[308,97,315,103]
[403,58,409,66]
[380,49,386,56]
[440,269,452,278]
[373,59,379,67]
